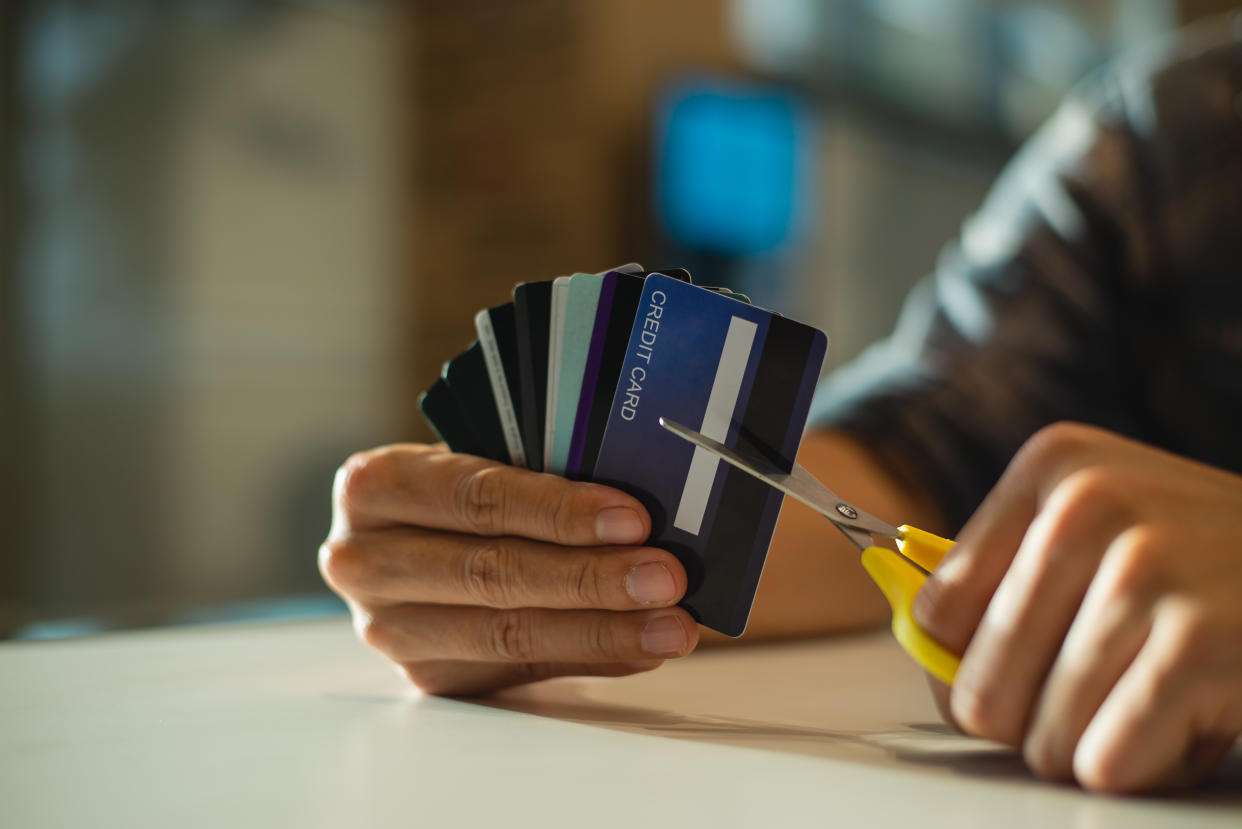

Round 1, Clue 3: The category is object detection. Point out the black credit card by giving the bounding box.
[442,341,512,464]
[419,374,488,458]
[474,302,526,467]
[513,280,554,471]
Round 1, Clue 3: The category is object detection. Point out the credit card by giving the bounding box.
[592,274,828,636]
[566,269,695,479]
[544,276,574,473]
[514,280,554,471]
[653,267,693,282]
[704,287,751,304]
[474,303,527,467]
[547,272,603,476]
[440,341,513,465]
[419,375,489,459]
[566,270,647,479]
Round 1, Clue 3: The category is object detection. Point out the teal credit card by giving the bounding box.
[547,273,603,476]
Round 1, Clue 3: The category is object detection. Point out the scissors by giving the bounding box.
[659,417,960,685]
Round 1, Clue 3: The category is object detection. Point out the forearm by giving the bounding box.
[710,428,948,642]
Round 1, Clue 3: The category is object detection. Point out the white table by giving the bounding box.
[2,618,1239,828]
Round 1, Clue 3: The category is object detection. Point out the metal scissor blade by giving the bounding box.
[658,417,903,544]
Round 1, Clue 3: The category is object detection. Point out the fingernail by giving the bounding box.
[595,507,646,544]
[641,615,688,655]
[625,562,678,605]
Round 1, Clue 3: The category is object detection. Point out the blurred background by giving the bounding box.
[0,0,1232,639]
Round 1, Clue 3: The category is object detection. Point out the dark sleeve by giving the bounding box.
[811,66,1158,533]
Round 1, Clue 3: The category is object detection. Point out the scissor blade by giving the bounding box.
[658,417,902,541]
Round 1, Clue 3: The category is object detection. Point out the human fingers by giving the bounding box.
[354,604,700,666]
[332,444,650,545]
[397,658,664,697]
[915,423,1148,734]
[915,422,1141,655]
[947,468,1136,745]
[912,424,1082,656]
[320,528,687,611]
[1021,528,1156,780]
[1072,603,1242,793]
[1067,611,1200,793]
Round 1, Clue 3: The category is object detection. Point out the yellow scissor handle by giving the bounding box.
[859,525,959,685]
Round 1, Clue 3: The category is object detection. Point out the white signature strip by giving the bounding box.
[672,316,758,535]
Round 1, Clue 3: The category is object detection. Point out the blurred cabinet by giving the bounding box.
[10,2,409,629]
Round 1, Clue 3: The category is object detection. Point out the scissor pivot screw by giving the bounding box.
[835,503,859,520]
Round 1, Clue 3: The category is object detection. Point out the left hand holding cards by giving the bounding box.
[319,443,700,696]
[330,263,825,692]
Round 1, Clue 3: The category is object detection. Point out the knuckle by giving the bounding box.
[1031,468,1128,562]
[1073,742,1133,793]
[1054,467,1124,516]
[455,466,509,535]
[567,556,604,607]
[1018,421,1080,466]
[484,609,536,661]
[1131,649,1185,723]
[950,681,1007,742]
[1022,732,1071,782]
[545,491,579,543]
[1163,613,1216,676]
[318,538,366,595]
[585,615,621,659]
[461,541,519,607]
[1072,754,1112,792]
[399,662,434,691]
[401,662,460,696]
[1022,737,1051,778]
[332,454,362,505]
[520,479,585,545]
[1106,525,1173,598]
[334,449,387,508]
[1017,422,1098,477]
[1072,762,1112,793]
[354,611,393,656]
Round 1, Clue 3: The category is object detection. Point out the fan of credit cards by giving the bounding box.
[420,264,828,636]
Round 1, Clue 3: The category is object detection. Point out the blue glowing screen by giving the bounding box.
[656,80,806,257]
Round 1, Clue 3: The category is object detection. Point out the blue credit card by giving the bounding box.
[592,274,827,636]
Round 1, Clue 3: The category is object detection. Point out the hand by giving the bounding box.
[914,422,1242,792]
[320,444,698,696]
